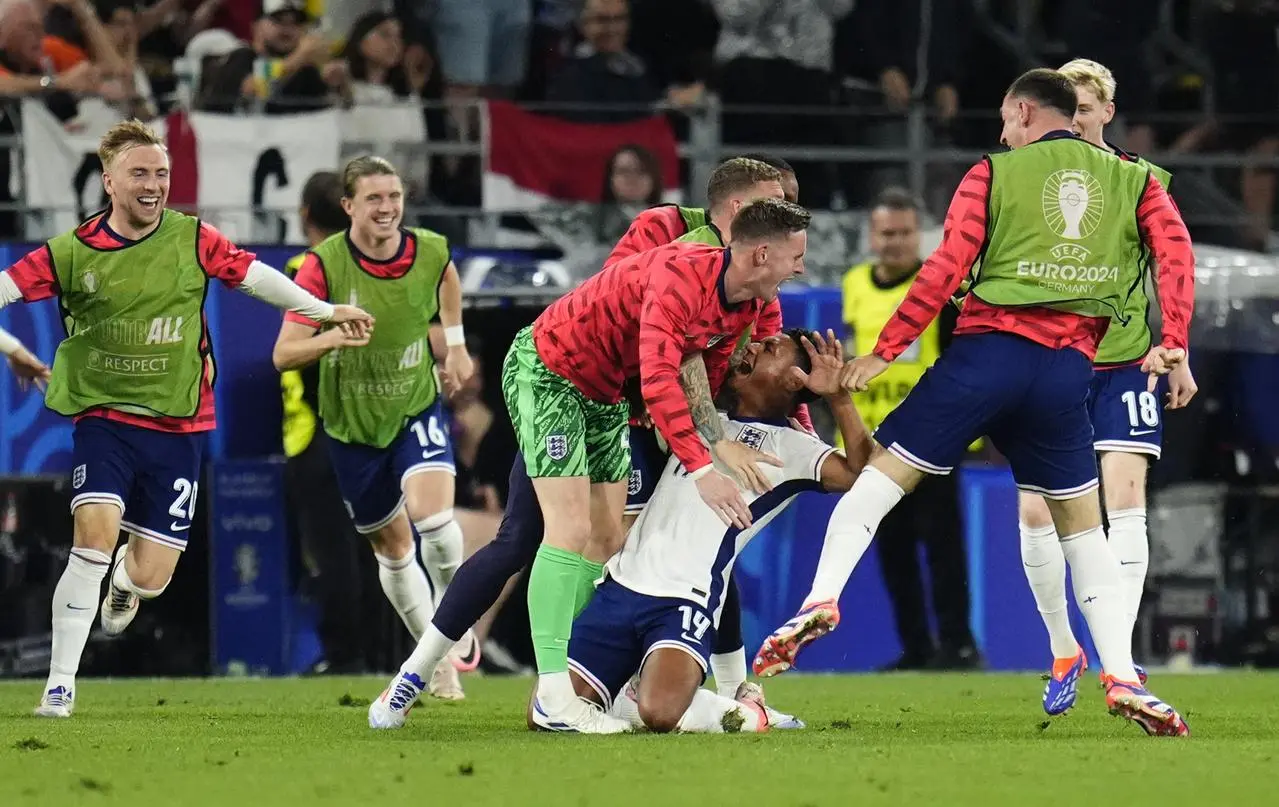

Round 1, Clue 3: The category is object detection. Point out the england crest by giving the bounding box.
[628,469,642,496]
[547,433,569,461]
[72,464,86,490]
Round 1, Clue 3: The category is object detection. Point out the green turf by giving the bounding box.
[0,673,1276,806]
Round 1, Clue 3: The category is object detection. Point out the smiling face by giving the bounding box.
[102,144,170,232]
[1070,84,1114,148]
[342,173,403,242]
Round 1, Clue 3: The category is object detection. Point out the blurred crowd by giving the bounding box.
[1,0,1277,247]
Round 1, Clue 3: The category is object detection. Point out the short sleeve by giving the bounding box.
[776,427,837,483]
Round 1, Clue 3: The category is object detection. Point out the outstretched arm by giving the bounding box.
[873,159,991,362]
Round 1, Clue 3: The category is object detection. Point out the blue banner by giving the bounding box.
[209,460,290,675]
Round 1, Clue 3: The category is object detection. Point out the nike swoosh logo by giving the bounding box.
[66,604,90,611]
[679,633,702,645]
[1024,561,1051,568]
[170,522,191,532]
[1119,560,1143,565]
[1129,430,1156,437]
[421,449,446,460]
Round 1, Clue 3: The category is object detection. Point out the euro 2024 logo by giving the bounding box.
[1042,169,1103,263]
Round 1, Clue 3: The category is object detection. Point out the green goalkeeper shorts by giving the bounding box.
[501,327,630,483]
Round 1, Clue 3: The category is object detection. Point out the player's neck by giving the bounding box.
[350,227,403,261]
[306,225,335,249]
[709,209,730,241]
[722,257,758,303]
[106,208,161,241]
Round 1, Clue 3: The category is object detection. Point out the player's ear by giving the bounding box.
[784,366,806,390]
[753,243,769,267]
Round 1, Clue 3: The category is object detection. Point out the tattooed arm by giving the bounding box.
[679,352,726,445]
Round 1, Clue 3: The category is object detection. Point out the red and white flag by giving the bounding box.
[482,100,681,211]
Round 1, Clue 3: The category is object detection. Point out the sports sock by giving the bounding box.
[1019,522,1078,658]
[675,689,767,733]
[573,557,604,619]
[415,512,464,605]
[528,544,583,711]
[375,550,434,641]
[48,547,111,686]
[402,623,457,680]
[1106,508,1149,636]
[710,647,747,699]
[806,466,906,604]
[1059,526,1139,682]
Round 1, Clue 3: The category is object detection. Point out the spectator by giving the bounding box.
[712,0,853,208]
[0,0,114,237]
[432,0,531,144]
[840,188,980,671]
[836,0,965,207]
[546,0,703,123]
[96,0,157,119]
[594,143,662,243]
[340,8,424,104]
[337,10,429,205]
[196,0,337,114]
[129,1,236,110]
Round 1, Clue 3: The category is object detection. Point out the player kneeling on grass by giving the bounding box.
[561,329,870,733]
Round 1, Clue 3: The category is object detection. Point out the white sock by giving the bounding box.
[710,647,747,699]
[111,551,167,599]
[375,551,434,641]
[1019,522,1078,659]
[675,689,767,733]
[806,466,906,604]
[1107,508,1149,634]
[402,622,457,680]
[1059,526,1138,682]
[48,548,111,686]
[415,512,464,606]
[536,671,577,712]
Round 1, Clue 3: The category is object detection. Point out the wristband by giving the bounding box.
[688,464,713,481]
[444,326,466,347]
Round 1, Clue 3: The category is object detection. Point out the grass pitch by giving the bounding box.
[0,672,1276,806]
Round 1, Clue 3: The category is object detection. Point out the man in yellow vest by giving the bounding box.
[841,188,980,670]
[281,171,373,674]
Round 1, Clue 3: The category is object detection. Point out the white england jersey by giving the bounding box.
[606,415,835,619]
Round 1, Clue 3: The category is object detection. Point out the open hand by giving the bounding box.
[712,439,783,494]
[694,469,752,529]
[787,329,845,398]
[327,304,374,338]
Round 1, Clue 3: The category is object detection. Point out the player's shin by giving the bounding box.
[1019,522,1078,658]
[48,548,111,687]
[806,466,906,603]
[1059,526,1140,682]
[414,510,464,603]
[1106,508,1149,632]
[528,544,586,710]
[374,549,435,641]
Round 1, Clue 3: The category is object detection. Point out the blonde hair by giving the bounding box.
[97,119,166,168]
[341,155,399,198]
[1058,58,1116,105]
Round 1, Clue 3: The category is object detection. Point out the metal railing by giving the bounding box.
[5,96,1279,245]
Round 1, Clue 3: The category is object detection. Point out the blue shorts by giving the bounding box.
[327,400,455,533]
[70,418,206,551]
[568,579,714,711]
[1088,364,1167,459]
[624,426,667,515]
[876,332,1099,499]
[433,0,530,87]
